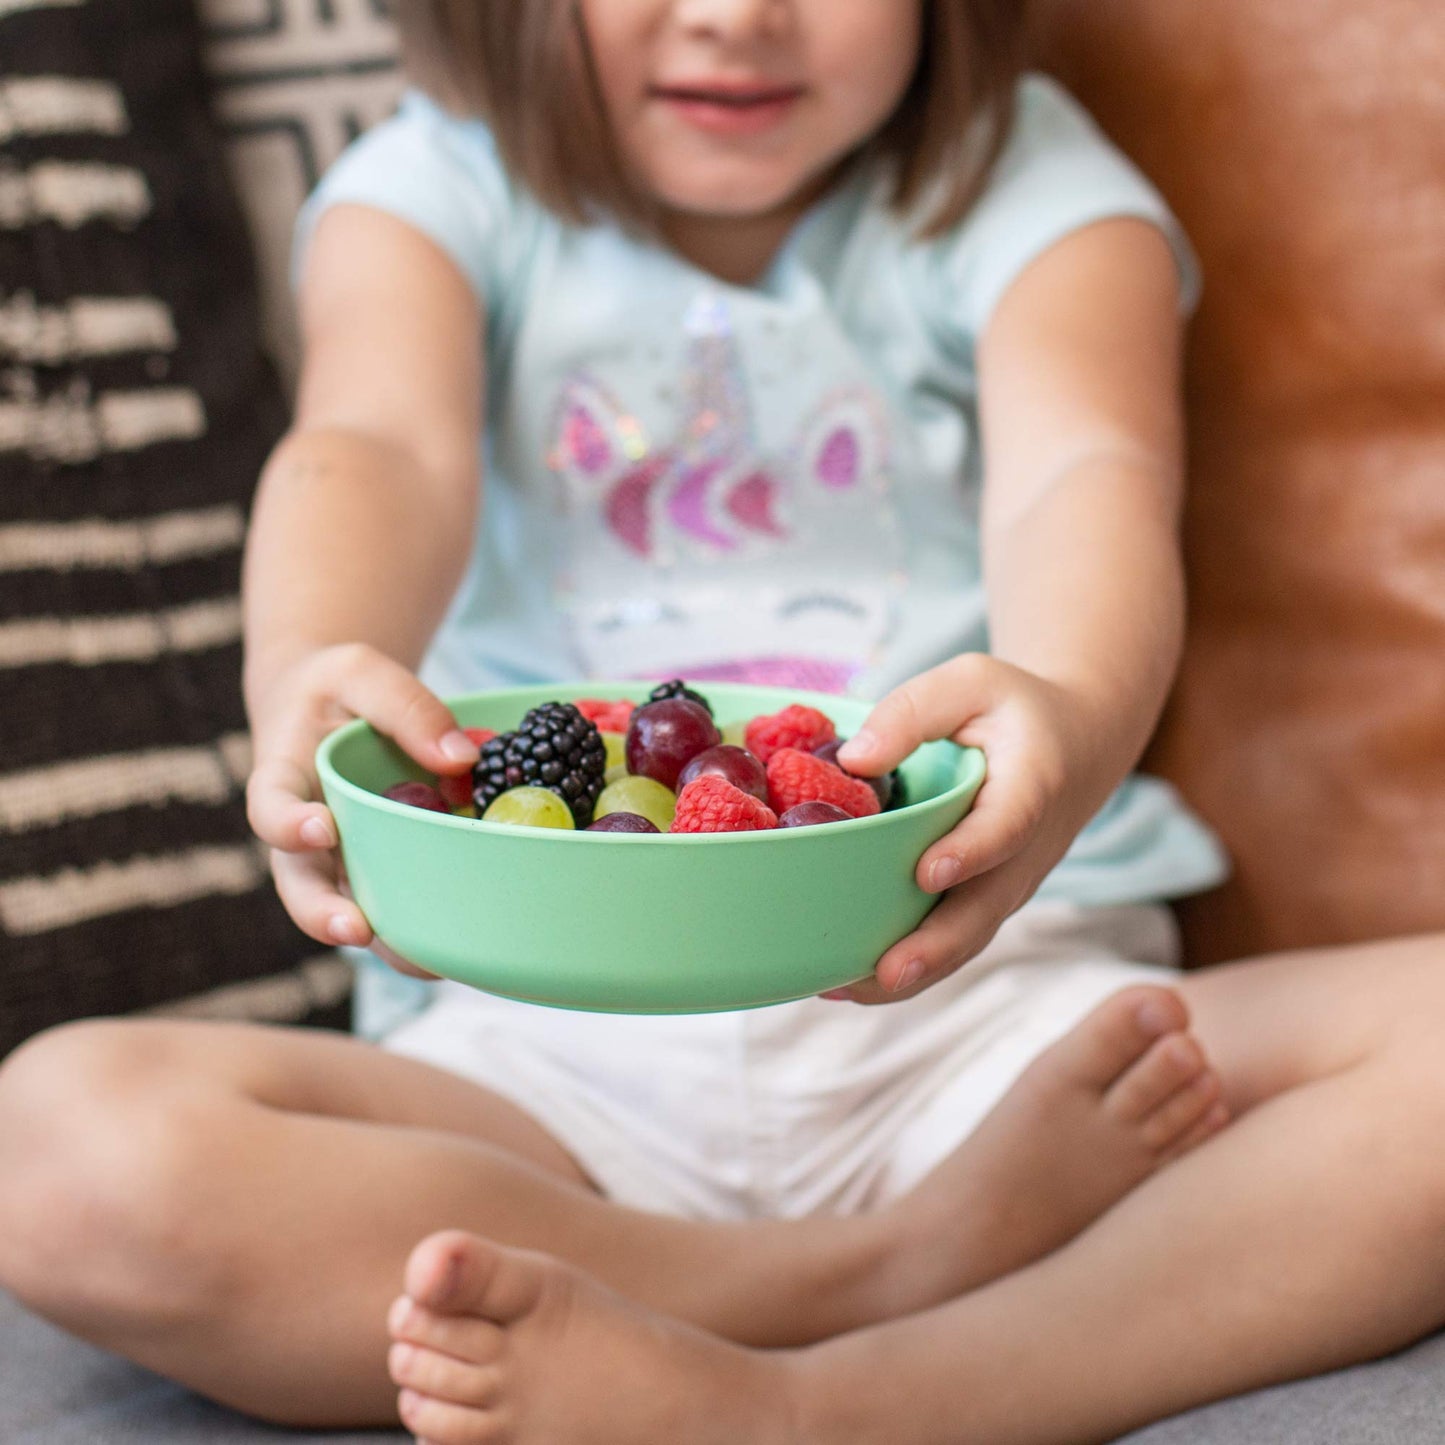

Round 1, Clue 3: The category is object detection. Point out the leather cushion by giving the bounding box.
[1033,0,1445,963]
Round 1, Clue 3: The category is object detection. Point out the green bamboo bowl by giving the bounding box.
[316,682,985,1014]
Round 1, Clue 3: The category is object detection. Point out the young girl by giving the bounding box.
[2,3,1444,1442]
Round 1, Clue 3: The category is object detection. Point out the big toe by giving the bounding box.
[1055,985,1190,1093]
[404,1229,546,1325]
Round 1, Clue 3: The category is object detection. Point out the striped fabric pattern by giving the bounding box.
[198,0,404,381]
[0,0,346,1053]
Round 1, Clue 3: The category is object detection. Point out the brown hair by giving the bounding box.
[399,1,1028,239]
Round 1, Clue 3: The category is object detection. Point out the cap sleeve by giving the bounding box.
[292,90,542,313]
[923,75,1200,347]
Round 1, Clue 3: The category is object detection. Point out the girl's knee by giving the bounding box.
[0,1021,236,1326]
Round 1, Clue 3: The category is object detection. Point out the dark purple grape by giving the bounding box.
[586,812,660,833]
[624,698,721,790]
[383,781,450,813]
[779,802,853,828]
[676,744,768,803]
[811,738,895,810]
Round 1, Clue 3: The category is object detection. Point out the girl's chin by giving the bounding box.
[652,179,817,224]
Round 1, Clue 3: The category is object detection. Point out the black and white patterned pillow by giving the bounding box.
[199,0,404,380]
[0,0,349,1054]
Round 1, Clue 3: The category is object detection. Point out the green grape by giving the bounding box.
[602,731,628,784]
[595,775,677,832]
[482,786,575,830]
[720,720,749,750]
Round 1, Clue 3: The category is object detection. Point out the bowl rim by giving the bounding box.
[315,681,987,844]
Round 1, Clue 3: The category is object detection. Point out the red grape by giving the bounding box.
[676,744,768,803]
[383,781,450,813]
[778,802,853,828]
[624,699,720,790]
[586,812,660,833]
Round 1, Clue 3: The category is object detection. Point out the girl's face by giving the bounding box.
[579,0,924,225]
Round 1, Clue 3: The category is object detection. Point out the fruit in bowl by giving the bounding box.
[316,681,985,1014]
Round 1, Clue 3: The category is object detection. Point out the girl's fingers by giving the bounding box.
[247,754,337,851]
[826,864,1022,1003]
[271,846,373,948]
[912,764,1047,892]
[370,938,442,981]
[248,645,475,852]
[836,655,994,775]
[326,647,479,775]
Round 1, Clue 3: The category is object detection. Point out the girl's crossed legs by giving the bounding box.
[0,977,1218,1429]
[379,929,1445,1445]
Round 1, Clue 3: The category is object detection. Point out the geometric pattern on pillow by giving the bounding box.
[0,0,346,1055]
[199,0,404,381]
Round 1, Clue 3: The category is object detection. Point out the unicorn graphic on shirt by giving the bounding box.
[546,293,906,694]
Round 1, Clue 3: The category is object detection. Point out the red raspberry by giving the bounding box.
[438,728,496,809]
[744,705,837,765]
[765,747,881,819]
[438,772,475,809]
[576,698,636,733]
[671,775,779,833]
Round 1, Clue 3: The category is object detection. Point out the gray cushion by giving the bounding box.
[5,1287,1443,1443]
[1119,1332,1445,1443]
[0,1289,404,1444]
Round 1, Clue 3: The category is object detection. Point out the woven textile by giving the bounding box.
[199,0,404,380]
[0,0,348,1054]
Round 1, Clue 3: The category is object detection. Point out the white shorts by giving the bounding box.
[384,900,1180,1221]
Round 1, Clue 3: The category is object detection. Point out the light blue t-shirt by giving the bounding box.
[297,74,1228,912]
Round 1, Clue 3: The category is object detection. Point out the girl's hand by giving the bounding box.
[823,654,1115,1004]
[245,642,477,971]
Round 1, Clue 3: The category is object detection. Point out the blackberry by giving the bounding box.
[646,678,714,716]
[472,702,607,827]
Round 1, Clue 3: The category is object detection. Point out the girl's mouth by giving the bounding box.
[651,82,806,137]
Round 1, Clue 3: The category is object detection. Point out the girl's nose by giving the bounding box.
[674,0,789,41]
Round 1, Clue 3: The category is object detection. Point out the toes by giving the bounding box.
[1136,1067,1224,1150]
[1159,1101,1231,1163]
[1055,985,1190,1093]
[389,1296,505,1364]
[1104,1030,1209,1124]
[404,1229,546,1325]
[390,1341,502,1408]
[398,1387,503,1444]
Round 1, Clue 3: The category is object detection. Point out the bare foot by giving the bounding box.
[388,1230,799,1445]
[881,985,1228,1313]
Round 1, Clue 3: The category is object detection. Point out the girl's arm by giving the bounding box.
[835,217,1187,1001]
[979,215,1187,796]
[243,204,485,951]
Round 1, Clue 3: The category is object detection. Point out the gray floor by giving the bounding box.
[5,1289,1444,1443]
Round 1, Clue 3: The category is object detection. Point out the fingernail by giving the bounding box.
[329,913,360,945]
[439,730,479,763]
[1136,999,1176,1037]
[928,857,963,891]
[300,816,335,848]
[838,728,876,761]
[890,959,925,992]
[387,1296,413,1334]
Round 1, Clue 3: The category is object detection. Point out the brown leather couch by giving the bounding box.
[1037,0,1445,965]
